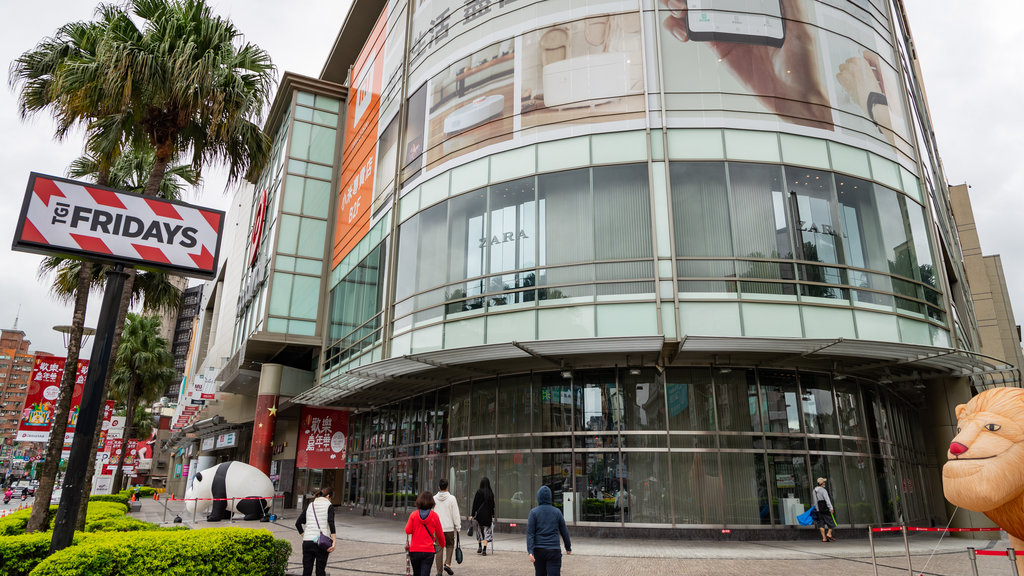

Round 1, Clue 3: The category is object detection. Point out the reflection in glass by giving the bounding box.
[574,451,621,523]
[844,455,877,524]
[760,370,801,433]
[537,372,572,433]
[497,374,532,435]
[620,451,671,524]
[471,379,497,437]
[538,169,592,266]
[593,164,652,260]
[671,451,723,524]
[670,162,733,257]
[800,373,837,434]
[721,453,770,525]
[574,370,621,432]
[621,368,665,431]
[498,452,533,520]
[715,369,760,432]
[768,453,810,525]
[666,368,715,431]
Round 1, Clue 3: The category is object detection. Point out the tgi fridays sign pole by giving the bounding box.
[12,173,223,553]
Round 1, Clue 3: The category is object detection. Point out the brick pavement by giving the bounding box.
[134,498,1017,576]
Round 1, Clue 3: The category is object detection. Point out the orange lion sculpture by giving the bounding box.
[942,387,1024,572]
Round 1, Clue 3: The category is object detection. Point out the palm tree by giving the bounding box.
[10,12,126,533]
[108,314,175,491]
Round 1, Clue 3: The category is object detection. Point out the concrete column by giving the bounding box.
[923,377,995,534]
[249,363,282,475]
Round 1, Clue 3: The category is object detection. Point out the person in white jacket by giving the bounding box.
[433,479,462,575]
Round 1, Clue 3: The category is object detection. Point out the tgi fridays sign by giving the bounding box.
[12,173,224,279]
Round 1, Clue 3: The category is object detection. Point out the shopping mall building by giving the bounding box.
[163,0,1022,534]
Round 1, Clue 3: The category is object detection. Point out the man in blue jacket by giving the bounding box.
[526,485,572,576]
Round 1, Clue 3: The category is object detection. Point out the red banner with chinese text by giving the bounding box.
[296,407,349,469]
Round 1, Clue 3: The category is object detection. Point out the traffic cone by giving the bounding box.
[153,493,159,501]
[131,493,136,502]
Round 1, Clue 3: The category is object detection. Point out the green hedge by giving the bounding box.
[84,517,158,533]
[0,532,91,576]
[0,507,57,537]
[30,528,292,576]
[88,494,130,508]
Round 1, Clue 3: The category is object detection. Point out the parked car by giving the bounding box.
[12,480,34,497]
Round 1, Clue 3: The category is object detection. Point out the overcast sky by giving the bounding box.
[1,1,1022,358]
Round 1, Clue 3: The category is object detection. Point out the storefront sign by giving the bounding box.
[15,355,89,442]
[296,407,349,469]
[200,436,215,451]
[215,432,237,449]
[13,173,224,279]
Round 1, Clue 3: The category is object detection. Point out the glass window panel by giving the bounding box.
[800,373,837,434]
[593,164,652,260]
[470,379,497,436]
[768,453,811,525]
[729,163,790,260]
[291,121,312,161]
[290,275,319,319]
[670,434,717,449]
[666,368,715,431]
[671,451,722,524]
[497,374,532,435]
[277,215,300,254]
[620,368,665,431]
[786,167,841,270]
[837,174,887,273]
[573,451,621,523]
[448,188,487,284]
[313,109,339,126]
[677,260,735,278]
[296,258,322,275]
[297,92,315,106]
[759,370,801,433]
[308,163,333,180]
[715,369,760,432]
[294,105,313,122]
[844,455,877,524]
[721,453,770,525]
[834,380,865,438]
[302,179,331,216]
[670,162,733,257]
[498,453,533,520]
[620,451,671,524]
[874,185,914,279]
[621,434,667,448]
[573,370,621,432]
[283,176,304,213]
[538,169,593,266]
[540,452,572,516]
[314,94,339,112]
[297,218,326,259]
[488,178,536,275]
[905,202,936,287]
[450,383,471,438]
[537,372,572,433]
[309,126,336,165]
[269,272,293,316]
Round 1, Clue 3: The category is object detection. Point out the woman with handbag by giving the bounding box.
[406,490,446,576]
[295,487,337,576]
[470,477,496,555]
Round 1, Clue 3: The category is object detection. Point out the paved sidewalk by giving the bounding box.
[133,498,1016,575]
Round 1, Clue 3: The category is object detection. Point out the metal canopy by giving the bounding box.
[288,336,665,408]
[674,335,1020,388]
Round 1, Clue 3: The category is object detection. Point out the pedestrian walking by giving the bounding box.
[295,486,337,576]
[813,477,836,542]
[527,485,572,576]
[433,478,461,575]
[470,477,496,556]
[406,490,446,576]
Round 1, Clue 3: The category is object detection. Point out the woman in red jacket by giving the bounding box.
[405,490,446,576]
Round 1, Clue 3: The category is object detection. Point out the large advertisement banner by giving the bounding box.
[296,407,349,470]
[16,355,89,442]
[333,12,388,267]
[13,173,225,279]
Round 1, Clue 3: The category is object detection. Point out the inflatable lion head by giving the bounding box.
[942,387,1024,513]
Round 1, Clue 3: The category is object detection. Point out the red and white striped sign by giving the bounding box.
[13,173,223,278]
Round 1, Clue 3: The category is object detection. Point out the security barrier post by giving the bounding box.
[901,525,913,576]
[869,527,879,576]
[230,498,236,523]
[192,497,198,523]
[1009,548,1020,576]
[967,547,979,576]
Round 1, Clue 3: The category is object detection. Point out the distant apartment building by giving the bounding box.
[0,329,35,440]
[169,285,204,398]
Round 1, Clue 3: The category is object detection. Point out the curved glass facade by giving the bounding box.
[312,0,974,532]
[341,367,931,528]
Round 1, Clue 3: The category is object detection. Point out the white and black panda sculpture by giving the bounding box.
[185,461,275,522]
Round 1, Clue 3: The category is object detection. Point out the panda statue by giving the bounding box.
[185,461,275,522]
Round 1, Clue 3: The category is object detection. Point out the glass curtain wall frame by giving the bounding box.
[341,367,910,528]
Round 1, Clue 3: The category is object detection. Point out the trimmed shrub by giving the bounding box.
[0,532,90,576]
[134,487,156,498]
[84,517,159,533]
[0,507,57,536]
[30,528,292,576]
[88,494,130,508]
[82,502,129,522]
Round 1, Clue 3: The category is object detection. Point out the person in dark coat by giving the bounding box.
[470,477,496,555]
[527,485,572,576]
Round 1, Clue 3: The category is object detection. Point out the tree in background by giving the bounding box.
[108,314,175,491]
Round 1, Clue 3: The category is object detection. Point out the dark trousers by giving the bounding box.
[533,548,562,576]
[409,551,435,576]
[302,540,329,576]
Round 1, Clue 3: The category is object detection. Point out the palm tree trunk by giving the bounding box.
[25,262,92,533]
[143,145,172,197]
[110,378,136,493]
[75,268,135,529]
